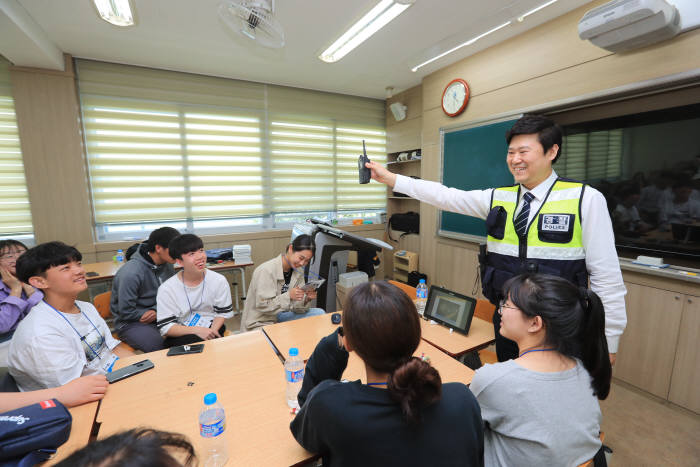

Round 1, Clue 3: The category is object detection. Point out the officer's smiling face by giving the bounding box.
[507,134,558,190]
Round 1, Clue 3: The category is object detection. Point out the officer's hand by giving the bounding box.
[609,353,616,366]
[366,161,397,188]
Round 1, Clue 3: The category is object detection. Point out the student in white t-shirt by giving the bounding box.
[8,242,135,392]
[156,234,233,347]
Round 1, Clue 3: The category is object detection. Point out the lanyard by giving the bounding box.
[44,300,104,359]
[182,271,206,322]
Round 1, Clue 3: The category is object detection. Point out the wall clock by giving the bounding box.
[441,79,470,117]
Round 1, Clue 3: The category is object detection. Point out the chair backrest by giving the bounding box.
[474,299,496,322]
[387,280,417,299]
[93,291,112,320]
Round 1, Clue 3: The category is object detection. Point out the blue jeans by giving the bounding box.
[277,307,325,323]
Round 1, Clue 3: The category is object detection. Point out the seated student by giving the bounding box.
[0,240,43,342]
[0,374,108,412]
[8,242,134,392]
[290,281,484,467]
[242,234,324,331]
[55,428,196,467]
[156,234,233,347]
[469,273,611,467]
[110,227,180,352]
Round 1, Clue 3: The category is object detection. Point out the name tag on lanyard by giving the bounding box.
[186,313,201,327]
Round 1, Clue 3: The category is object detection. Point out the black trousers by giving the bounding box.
[492,311,519,361]
[163,324,227,348]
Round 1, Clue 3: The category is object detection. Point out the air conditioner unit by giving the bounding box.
[578,0,681,52]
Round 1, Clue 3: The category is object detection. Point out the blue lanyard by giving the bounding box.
[182,271,206,321]
[519,348,555,357]
[44,300,104,359]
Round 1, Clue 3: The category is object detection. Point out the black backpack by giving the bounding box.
[387,212,419,241]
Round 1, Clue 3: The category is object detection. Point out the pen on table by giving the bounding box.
[677,271,698,276]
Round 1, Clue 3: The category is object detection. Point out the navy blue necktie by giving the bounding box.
[515,192,535,238]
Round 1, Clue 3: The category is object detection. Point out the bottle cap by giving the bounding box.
[289,347,299,357]
[204,393,217,405]
[419,279,426,283]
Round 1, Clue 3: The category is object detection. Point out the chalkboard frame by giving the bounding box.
[437,113,522,243]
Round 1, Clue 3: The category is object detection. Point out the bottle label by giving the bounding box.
[417,290,427,299]
[286,369,304,383]
[200,418,225,438]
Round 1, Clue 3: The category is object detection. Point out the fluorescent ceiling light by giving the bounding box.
[93,0,135,27]
[319,0,414,63]
[517,0,559,22]
[411,21,511,72]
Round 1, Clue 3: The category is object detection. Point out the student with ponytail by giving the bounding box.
[290,281,483,466]
[469,273,611,466]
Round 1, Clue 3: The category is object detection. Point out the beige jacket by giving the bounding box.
[242,255,308,331]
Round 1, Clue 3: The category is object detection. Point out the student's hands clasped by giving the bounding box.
[139,309,157,323]
[191,326,221,340]
[0,267,36,297]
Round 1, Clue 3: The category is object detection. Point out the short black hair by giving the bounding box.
[0,240,28,256]
[16,241,82,283]
[289,234,315,255]
[506,114,563,163]
[168,234,204,260]
[146,227,180,253]
[54,428,196,467]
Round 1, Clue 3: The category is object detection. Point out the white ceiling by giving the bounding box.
[1,0,593,99]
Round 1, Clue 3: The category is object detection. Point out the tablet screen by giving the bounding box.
[424,286,477,334]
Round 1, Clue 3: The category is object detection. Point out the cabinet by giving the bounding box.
[614,280,700,413]
[386,150,421,279]
[393,250,419,283]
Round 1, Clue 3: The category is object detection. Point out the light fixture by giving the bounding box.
[319,0,414,63]
[93,0,135,27]
[517,0,559,22]
[411,21,511,72]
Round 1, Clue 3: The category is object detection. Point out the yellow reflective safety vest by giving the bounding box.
[480,178,589,303]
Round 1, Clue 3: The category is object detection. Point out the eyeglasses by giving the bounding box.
[0,251,25,260]
[498,300,519,315]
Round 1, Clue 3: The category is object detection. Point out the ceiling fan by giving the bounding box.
[218,0,286,48]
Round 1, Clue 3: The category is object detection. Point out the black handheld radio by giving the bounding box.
[358,140,371,184]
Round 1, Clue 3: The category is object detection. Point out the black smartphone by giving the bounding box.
[107,359,154,384]
[166,344,204,356]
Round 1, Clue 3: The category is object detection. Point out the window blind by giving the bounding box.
[77,60,386,235]
[0,57,34,237]
[559,129,623,181]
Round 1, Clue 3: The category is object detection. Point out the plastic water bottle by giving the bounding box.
[199,393,228,467]
[416,279,428,315]
[285,347,304,409]
[114,249,124,263]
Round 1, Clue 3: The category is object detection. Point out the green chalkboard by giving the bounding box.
[439,117,519,240]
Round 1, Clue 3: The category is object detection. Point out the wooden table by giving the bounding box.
[419,317,495,358]
[262,313,475,385]
[97,331,313,466]
[45,401,99,465]
[83,260,253,282]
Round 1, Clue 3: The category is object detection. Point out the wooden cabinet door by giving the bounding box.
[614,282,684,398]
[668,295,700,413]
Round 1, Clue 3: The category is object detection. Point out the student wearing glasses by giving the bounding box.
[290,281,484,466]
[0,240,42,342]
[241,234,325,331]
[469,273,611,466]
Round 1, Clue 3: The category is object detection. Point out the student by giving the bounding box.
[0,374,108,412]
[367,114,626,364]
[0,240,42,341]
[110,227,180,352]
[242,234,325,331]
[469,273,611,466]
[156,234,233,347]
[290,281,484,466]
[55,428,196,467]
[8,242,134,392]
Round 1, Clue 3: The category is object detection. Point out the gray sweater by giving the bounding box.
[110,244,175,327]
[469,359,602,467]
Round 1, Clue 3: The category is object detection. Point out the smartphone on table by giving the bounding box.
[107,359,155,384]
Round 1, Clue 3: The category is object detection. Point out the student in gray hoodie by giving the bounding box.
[110,227,180,352]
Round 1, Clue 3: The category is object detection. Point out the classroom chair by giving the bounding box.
[387,280,417,298]
[474,299,498,365]
[92,292,135,353]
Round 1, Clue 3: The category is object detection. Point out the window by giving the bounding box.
[77,60,386,240]
[558,129,623,182]
[0,57,34,241]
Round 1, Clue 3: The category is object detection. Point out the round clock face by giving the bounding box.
[441,79,470,117]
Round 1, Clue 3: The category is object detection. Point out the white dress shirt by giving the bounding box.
[393,170,627,352]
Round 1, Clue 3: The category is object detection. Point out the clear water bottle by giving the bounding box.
[285,347,304,409]
[416,279,428,315]
[115,249,124,263]
[199,393,228,467]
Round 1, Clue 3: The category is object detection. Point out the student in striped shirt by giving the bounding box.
[156,234,233,347]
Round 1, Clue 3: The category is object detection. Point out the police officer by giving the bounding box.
[367,114,626,364]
